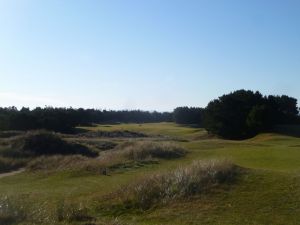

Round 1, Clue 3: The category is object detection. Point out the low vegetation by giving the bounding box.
[27,155,90,172]
[70,139,118,151]
[2,123,300,225]
[0,157,26,173]
[17,131,98,157]
[0,131,98,173]
[0,197,26,225]
[102,160,239,211]
[78,130,148,138]
[117,141,187,160]
[27,141,187,174]
[56,200,92,223]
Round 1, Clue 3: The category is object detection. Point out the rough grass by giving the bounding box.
[103,160,239,211]
[27,155,90,172]
[78,130,148,138]
[116,141,187,160]
[56,200,93,223]
[0,157,26,173]
[0,131,24,138]
[2,123,300,225]
[0,131,98,173]
[0,196,26,225]
[27,141,187,174]
[27,154,127,174]
[8,131,98,158]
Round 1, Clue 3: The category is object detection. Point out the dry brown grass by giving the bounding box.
[0,157,27,173]
[27,141,187,174]
[26,155,124,174]
[115,141,187,160]
[105,159,239,210]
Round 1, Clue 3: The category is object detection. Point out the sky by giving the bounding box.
[1,0,300,111]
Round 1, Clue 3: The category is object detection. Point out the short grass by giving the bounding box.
[80,122,207,140]
[1,123,300,224]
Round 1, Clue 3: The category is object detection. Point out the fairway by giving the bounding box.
[1,123,300,225]
[2,1,300,224]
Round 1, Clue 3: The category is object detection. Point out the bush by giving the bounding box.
[107,160,239,210]
[204,90,299,139]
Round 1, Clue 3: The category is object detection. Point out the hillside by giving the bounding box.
[1,123,300,225]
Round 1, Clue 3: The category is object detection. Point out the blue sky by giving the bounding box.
[1,0,300,111]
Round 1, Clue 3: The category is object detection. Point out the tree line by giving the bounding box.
[0,89,299,139]
[0,107,172,133]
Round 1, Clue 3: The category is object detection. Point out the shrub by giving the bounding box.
[107,160,239,210]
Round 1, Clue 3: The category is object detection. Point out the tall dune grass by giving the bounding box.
[27,141,187,174]
[105,159,239,210]
[115,141,187,160]
[0,157,26,173]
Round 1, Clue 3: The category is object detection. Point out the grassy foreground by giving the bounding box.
[1,123,300,224]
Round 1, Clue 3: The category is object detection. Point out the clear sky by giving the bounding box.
[1,0,300,111]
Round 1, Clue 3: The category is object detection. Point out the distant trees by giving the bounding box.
[0,107,173,133]
[204,90,299,139]
[1,89,299,139]
[173,107,204,126]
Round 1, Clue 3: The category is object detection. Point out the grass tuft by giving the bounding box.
[105,159,239,210]
[0,157,26,173]
[56,200,93,222]
[116,141,187,160]
[0,196,26,225]
[27,141,187,174]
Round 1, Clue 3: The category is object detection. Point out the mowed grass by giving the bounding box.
[81,122,207,140]
[1,123,300,224]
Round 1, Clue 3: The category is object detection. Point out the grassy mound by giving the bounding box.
[27,155,90,172]
[0,131,98,173]
[104,160,239,210]
[117,141,187,160]
[27,141,187,173]
[27,154,125,174]
[12,131,98,157]
[0,131,24,138]
[0,157,26,173]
